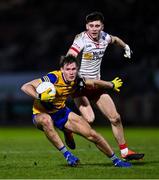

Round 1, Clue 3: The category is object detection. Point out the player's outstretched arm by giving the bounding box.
[110,35,132,59]
[85,78,123,92]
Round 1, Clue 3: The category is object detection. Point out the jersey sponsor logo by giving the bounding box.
[83,52,93,60]
[93,50,105,58]
[86,44,92,48]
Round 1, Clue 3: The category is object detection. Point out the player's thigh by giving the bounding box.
[74,96,95,122]
[96,93,119,119]
[65,112,92,136]
[33,113,53,129]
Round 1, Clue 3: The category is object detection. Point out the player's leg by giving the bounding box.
[33,113,64,148]
[63,96,95,150]
[95,93,144,161]
[63,128,76,149]
[65,112,132,167]
[95,93,125,145]
[33,113,79,166]
[74,96,95,123]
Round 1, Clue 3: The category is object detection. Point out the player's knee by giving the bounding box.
[110,113,121,126]
[39,114,52,127]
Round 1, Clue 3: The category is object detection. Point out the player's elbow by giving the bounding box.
[21,83,28,93]
[111,36,119,44]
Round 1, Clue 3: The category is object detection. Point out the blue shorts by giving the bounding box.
[32,107,72,130]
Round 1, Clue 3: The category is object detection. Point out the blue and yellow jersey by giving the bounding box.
[33,70,76,114]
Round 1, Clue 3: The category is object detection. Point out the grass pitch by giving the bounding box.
[0,126,159,179]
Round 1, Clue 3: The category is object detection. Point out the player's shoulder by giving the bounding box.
[100,31,111,42]
[74,31,85,40]
[47,70,60,79]
[101,31,110,38]
[48,70,57,75]
[49,70,62,76]
[46,70,61,83]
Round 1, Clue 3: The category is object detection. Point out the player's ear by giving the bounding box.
[60,67,64,72]
[86,24,89,30]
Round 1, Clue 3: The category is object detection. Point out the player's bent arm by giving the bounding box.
[21,79,41,99]
[110,35,132,59]
[110,35,126,48]
[85,78,123,92]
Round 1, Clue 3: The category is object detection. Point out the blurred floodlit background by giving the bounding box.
[0,0,159,126]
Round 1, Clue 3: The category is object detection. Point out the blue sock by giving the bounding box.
[109,153,120,164]
[59,146,71,158]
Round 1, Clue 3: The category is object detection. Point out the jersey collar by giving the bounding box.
[86,31,100,44]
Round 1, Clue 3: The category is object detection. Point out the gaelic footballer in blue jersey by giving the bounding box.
[21,55,131,167]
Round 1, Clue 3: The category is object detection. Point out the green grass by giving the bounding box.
[0,126,159,179]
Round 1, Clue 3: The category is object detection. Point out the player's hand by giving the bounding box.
[76,77,86,91]
[124,44,132,59]
[111,77,123,92]
[38,88,55,102]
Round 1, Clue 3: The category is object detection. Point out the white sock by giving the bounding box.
[121,148,128,155]
[59,146,67,154]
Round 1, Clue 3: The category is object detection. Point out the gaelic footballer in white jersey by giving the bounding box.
[70,31,111,80]
[64,12,144,163]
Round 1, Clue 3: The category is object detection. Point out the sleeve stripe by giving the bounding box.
[41,73,57,83]
[43,76,50,82]
[41,76,50,82]
[70,47,80,54]
[47,73,57,83]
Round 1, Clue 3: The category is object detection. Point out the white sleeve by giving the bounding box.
[105,33,112,44]
[70,33,84,54]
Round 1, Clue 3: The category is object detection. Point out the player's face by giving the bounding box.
[61,62,78,82]
[86,20,104,41]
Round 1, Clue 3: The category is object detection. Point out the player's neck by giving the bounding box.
[86,31,99,42]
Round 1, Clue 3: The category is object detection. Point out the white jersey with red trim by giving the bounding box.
[70,31,111,79]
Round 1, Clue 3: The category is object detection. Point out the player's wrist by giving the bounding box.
[124,44,129,50]
[111,81,115,89]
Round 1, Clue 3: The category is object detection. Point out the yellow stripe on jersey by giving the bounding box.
[33,70,76,114]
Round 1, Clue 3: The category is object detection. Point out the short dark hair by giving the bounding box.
[86,11,104,24]
[59,55,79,68]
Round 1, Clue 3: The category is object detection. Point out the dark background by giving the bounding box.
[0,0,159,126]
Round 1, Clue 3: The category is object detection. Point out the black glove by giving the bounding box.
[76,77,86,91]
